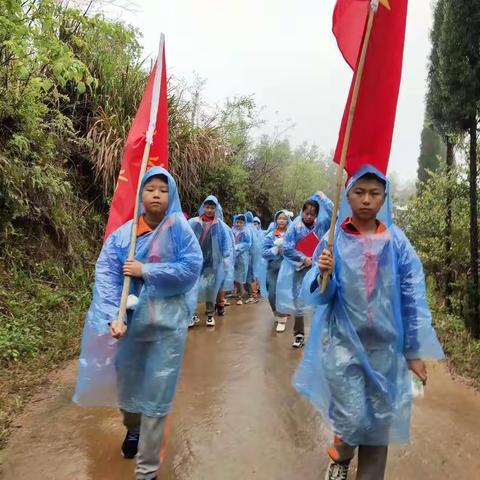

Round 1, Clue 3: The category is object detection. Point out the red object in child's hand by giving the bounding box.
[295,231,320,258]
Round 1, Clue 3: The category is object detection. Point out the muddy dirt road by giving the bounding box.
[1,301,480,479]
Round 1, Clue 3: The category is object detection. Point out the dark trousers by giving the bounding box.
[330,438,388,480]
[294,316,304,336]
[205,301,214,315]
[266,267,280,314]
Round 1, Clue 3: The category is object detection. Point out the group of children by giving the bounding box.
[187,190,336,351]
[73,164,443,480]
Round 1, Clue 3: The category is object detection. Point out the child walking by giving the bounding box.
[294,165,444,480]
[188,195,231,327]
[262,210,291,332]
[249,215,267,301]
[277,192,333,348]
[74,167,203,480]
[244,211,260,303]
[232,214,252,305]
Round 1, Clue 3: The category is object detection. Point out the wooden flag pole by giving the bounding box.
[111,34,165,335]
[113,141,153,332]
[321,2,378,293]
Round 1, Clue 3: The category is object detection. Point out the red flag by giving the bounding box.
[104,40,168,241]
[333,0,408,176]
[333,0,370,69]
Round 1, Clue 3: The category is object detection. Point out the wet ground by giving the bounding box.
[1,300,480,479]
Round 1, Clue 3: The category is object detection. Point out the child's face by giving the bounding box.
[204,203,216,218]
[142,177,169,217]
[276,213,288,229]
[253,222,260,229]
[236,220,245,229]
[347,178,386,221]
[302,206,317,226]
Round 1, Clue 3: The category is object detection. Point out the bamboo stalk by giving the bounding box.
[320,3,378,293]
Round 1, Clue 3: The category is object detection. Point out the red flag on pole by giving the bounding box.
[333,0,408,176]
[104,37,168,241]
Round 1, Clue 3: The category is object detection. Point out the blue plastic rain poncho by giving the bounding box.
[74,167,203,417]
[245,211,256,283]
[276,192,333,316]
[262,210,292,315]
[251,216,267,295]
[223,226,236,292]
[189,195,232,306]
[232,214,252,284]
[293,165,444,446]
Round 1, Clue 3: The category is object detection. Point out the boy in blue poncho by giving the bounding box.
[293,166,444,480]
[262,210,291,332]
[73,167,203,480]
[248,215,266,301]
[277,192,333,348]
[219,225,236,307]
[232,214,252,304]
[188,195,232,327]
[244,211,260,303]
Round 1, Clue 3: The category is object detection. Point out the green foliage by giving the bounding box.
[200,163,249,220]
[398,162,471,316]
[437,0,480,132]
[425,0,480,338]
[244,137,335,223]
[0,249,95,364]
[417,123,445,186]
[430,289,480,388]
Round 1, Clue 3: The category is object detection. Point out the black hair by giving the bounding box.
[356,172,386,189]
[302,199,319,215]
[204,200,216,207]
[236,214,246,222]
[144,173,168,186]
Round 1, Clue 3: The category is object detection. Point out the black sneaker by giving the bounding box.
[121,430,139,458]
[215,304,225,316]
[292,334,305,349]
[324,460,350,480]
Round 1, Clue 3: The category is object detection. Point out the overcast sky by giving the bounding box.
[103,0,433,183]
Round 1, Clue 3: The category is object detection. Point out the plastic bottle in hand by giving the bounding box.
[411,372,425,400]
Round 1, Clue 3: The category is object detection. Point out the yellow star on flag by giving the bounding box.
[379,0,391,9]
[114,169,128,192]
[148,156,159,168]
[118,169,128,183]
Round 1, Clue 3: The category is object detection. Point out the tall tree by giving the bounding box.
[426,0,455,311]
[436,0,480,336]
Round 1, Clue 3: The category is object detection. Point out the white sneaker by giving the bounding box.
[324,460,350,480]
[236,300,243,305]
[276,321,286,333]
[189,315,199,328]
[206,316,216,327]
[292,334,305,348]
